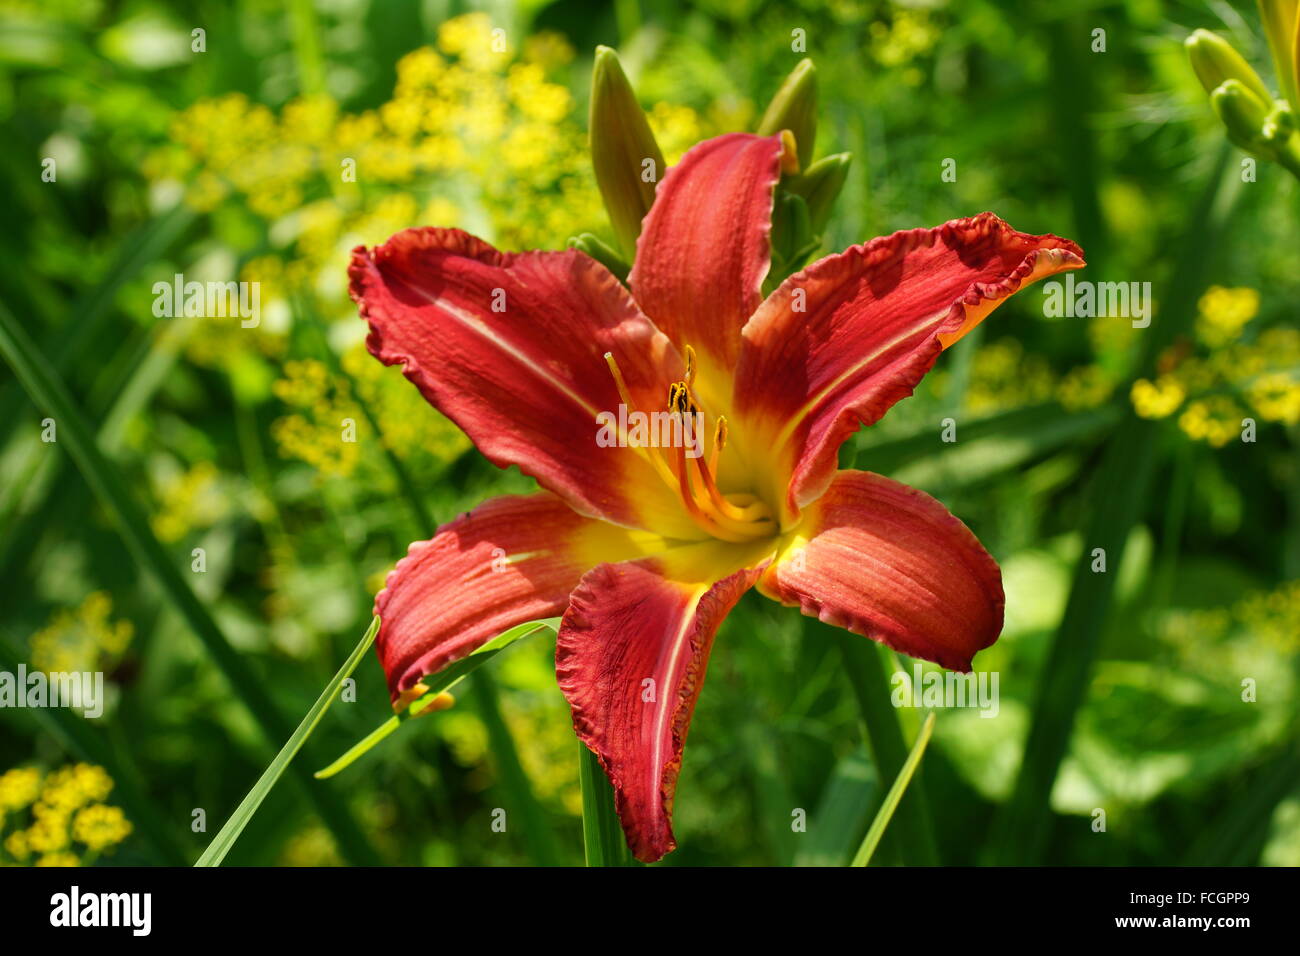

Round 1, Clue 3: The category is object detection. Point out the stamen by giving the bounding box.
[604,352,636,410]
[606,353,774,541]
[710,415,728,474]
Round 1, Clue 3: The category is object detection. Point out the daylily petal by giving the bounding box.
[732,212,1084,523]
[556,542,768,862]
[350,227,702,540]
[375,492,666,705]
[758,470,1003,671]
[628,132,785,404]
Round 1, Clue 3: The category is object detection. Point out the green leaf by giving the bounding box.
[315,619,559,779]
[579,740,633,866]
[852,712,937,867]
[795,748,877,866]
[196,617,380,866]
[835,625,938,865]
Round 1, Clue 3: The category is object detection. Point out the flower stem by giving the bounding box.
[836,627,939,865]
[852,711,937,866]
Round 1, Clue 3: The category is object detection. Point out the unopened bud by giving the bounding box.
[1186,29,1274,107]
[756,58,818,169]
[786,152,851,236]
[590,46,665,259]
[1212,78,1273,153]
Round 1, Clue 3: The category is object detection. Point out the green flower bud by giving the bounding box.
[1186,29,1274,108]
[567,232,630,282]
[756,59,817,169]
[589,46,666,259]
[1211,78,1274,153]
[1256,0,1299,110]
[785,152,851,237]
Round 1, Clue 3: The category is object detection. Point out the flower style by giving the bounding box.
[349,131,1084,861]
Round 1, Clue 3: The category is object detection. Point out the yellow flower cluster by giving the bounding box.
[1130,302,1300,443]
[1161,580,1300,656]
[271,352,470,478]
[1057,363,1118,412]
[29,592,132,676]
[1236,580,1300,653]
[151,461,228,542]
[150,12,603,268]
[339,344,471,464]
[1177,395,1250,447]
[1196,286,1259,348]
[272,359,363,477]
[1130,375,1187,419]
[935,338,1119,416]
[962,339,1057,414]
[1,764,132,866]
[869,8,940,83]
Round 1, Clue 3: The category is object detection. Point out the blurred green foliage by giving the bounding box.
[1,0,1297,867]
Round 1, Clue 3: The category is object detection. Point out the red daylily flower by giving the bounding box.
[349,131,1085,862]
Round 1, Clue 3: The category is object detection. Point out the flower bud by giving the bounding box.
[589,45,665,259]
[1186,29,1274,108]
[1256,0,1299,109]
[1211,78,1273,153]
[567,232,630,281]
[756,58,817,169]
[785,152,851,236]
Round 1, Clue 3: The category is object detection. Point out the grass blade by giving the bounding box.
[315,619,558,779]
[851,711,937,867]
[579,741,632,866]
[836,625,938,865]
[0,300,380,865]
[195,618,380,866]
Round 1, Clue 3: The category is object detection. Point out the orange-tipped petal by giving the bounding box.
[759,470,1003,671]
[733,213,1084,524]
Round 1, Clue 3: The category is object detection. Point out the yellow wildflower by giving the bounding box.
[1178,396,1247,447]
[0,767,42,812]
[1247,371,1300,425]
[1131,375,1186,419]
[72,804,133,852]
[30,592,132,675]
[1196,286,1259,347]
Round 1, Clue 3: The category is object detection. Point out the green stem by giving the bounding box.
[196,618,380,866]
[835,627,938,865]
[852,711,937,867]
[578,741,632,866]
